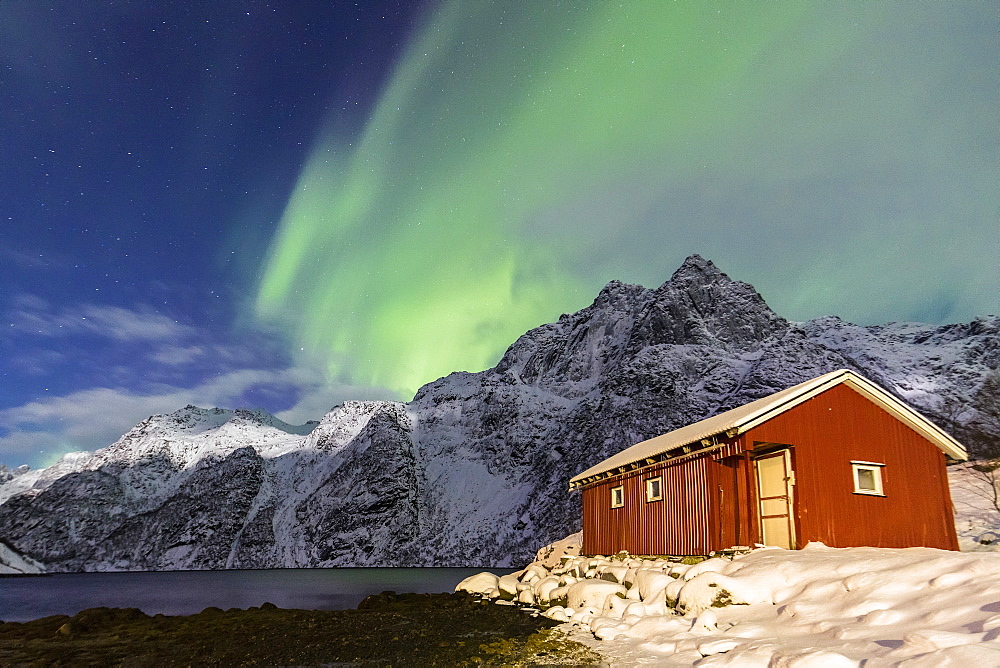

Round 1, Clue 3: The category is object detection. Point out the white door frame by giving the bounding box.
[754,449,796,549]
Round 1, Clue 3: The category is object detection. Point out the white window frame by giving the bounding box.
[851,461,885,496]
[645,476,663,502]
[610,485,624,508]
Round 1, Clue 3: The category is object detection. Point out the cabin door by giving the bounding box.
[755,450,796,549]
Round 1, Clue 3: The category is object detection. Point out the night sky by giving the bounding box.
[2,1,998,469]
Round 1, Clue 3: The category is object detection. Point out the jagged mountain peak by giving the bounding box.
[166,405,232,430]
[658,254,765,307]
[489,256,790,395]
[76,405,316,476]
[665,253,722,282]
[303,399,407,451]
[228,408,317,436]
[0,464,31,481]
[139,405,315,437]
[638,256,787,348]
[592,279,650,305]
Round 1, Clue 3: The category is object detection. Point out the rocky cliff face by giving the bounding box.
[2,255,997,570]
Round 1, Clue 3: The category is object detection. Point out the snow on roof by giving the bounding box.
[569,369,967,487]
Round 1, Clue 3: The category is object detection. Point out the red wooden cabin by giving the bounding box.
[569,370,966,555]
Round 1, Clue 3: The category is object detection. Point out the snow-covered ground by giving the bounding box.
[461,544,1000,665]
[458,464,1000,666]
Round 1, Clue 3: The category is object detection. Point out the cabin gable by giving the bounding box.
[743,383,958,550]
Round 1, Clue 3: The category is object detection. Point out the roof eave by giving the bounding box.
[568,369,968,488]
[708,371,967,461]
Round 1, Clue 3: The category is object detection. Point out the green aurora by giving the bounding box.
[254,1,999,398]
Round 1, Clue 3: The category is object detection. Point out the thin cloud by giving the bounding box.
[148,344,206,366]
[0,246,74,270]
[9,298,194,342]
[8,349,68,376]
[0,365,396,469]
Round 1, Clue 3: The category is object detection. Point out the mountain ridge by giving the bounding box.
[2,255,997,570]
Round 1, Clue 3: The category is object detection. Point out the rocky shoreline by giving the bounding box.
[0,592,602,666]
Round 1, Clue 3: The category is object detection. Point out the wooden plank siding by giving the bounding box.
[743,383,958,550]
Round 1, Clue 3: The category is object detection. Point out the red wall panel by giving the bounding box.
[744,384,958,550]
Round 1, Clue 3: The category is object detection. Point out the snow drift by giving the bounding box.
[461,542,1000,665]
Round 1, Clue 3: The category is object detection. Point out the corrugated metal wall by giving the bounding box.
[581,454,714,556]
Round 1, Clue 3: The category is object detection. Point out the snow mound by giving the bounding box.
[533,531,582,569]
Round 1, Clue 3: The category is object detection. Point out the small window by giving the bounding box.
[645,476,663,502]
[851,461,885,496]
[610,485,624,508]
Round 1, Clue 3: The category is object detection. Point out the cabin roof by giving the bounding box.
[569,369,967,488]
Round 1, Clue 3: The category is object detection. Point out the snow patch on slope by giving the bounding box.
[0,541,45,575]
[0,452,91,505]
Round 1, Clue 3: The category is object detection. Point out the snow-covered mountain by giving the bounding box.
[1,255,998,571]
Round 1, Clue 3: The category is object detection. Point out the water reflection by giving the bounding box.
[0,568,489,622]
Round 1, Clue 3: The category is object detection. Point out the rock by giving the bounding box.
[455,572,500,596]
[497,574,521,598]
[566,580,627,611]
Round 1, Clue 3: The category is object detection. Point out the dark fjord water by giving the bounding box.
[0,568,489,623]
